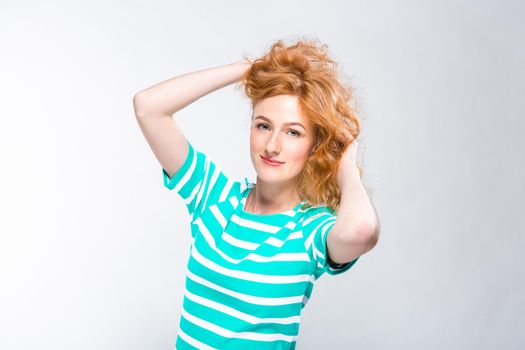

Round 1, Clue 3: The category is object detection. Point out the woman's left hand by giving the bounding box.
[336,129,359,189]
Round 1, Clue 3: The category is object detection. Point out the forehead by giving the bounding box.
[253,95,309,125]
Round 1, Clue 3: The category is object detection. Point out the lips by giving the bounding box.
[260,155,284,165]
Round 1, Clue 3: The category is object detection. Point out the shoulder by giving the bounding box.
[299,204,336,224]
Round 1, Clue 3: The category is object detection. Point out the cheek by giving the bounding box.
[249,131,263,149]
[249,133,260,159]
[290,143,311,161]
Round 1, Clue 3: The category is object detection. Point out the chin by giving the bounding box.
[255,169,283,182]
[258,170,300,185]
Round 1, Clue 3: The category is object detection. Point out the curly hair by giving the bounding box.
[236,37,366,213]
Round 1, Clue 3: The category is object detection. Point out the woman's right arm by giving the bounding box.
[132,60,252,179]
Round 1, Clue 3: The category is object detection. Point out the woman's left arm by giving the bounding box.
[327,138,381,264]
[337,163,380,241]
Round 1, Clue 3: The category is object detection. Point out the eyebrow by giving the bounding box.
[254,115,307,131]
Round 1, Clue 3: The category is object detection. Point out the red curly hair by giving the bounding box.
[236,37,366,213]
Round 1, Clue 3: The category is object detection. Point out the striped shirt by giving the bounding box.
[162,138,360,350]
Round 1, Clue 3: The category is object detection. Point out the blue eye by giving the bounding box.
[256,123,300,137]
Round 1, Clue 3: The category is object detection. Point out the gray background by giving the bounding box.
[1,0,523,349]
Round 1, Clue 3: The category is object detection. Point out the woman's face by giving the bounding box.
[249,94,315,186]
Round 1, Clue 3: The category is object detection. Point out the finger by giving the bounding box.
[342,129,353,142]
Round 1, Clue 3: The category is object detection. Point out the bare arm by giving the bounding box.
[132,59,252,178]
[321,133,380,264]
[133,60,252,117]
[327,167,380,264]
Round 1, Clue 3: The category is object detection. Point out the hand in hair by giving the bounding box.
[335,128,359,190]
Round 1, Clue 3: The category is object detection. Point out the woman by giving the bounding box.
[133,37,380,350]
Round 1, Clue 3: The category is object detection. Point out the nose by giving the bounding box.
[265,132,281,156]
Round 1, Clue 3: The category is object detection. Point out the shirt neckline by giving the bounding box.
[237,181,307,219]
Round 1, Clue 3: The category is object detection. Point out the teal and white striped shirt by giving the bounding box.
[162,139,360,350]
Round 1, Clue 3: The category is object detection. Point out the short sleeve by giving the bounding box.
[302,211,360,279]
[162,139,235,220]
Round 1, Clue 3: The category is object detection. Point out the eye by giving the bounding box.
[256,123,270,130]
[256,123,300,137]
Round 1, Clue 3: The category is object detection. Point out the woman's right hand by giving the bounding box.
[235,58,253,82]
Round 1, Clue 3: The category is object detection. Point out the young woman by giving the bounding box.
[133,38,380,350]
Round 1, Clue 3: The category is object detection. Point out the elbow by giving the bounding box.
[133,92,150,119]
[345,221,380,252]
[361,220,380,250]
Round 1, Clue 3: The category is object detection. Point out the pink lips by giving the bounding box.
[260,155,284,166]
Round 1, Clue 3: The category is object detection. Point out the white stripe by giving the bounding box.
[263,236,284,248]
[283,210,297,218]
[194,157,211,212]
[181,307,298,343]
[185,179,202,209]
[185,269,303,306]
[243,251,310,263]
[302,212,327,226]
[313,245,325,260]
[320,220,332,248]
[302,294,309,307]
[314,222,332,261]
[218,178,234,203]
[229,195,239,208]
[287,231,303,240]
[284,220,297,229]
[221,231,258,250]
[304,217,335,250]
[201,163,221,214]
[174,146,198,194]
[209,204,227,228]
[230,214,282,233]
[178,327,218,350]
[184,289,301,325]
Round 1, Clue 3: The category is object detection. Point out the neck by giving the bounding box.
[246,179,303,214]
